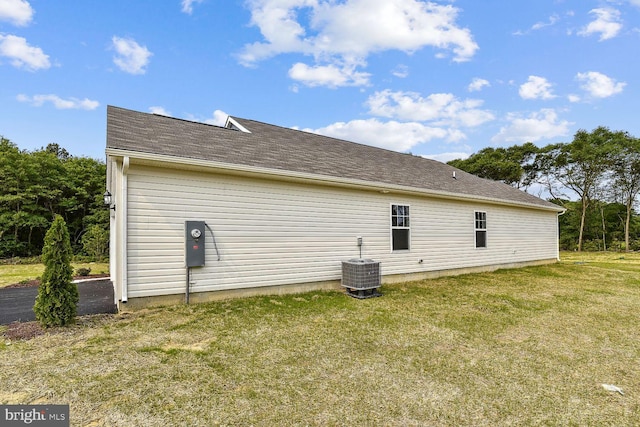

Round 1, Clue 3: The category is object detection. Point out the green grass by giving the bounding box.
[0,262,110,288]
[2,252,640,426]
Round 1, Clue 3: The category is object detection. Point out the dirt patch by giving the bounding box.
[3,314,116,341]
[4,274,110,289]
[4,321,49,340]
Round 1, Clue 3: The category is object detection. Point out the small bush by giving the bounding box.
[75,267,92,277]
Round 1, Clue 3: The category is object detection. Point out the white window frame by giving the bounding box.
[475,211,487,249]
[391,204,410,252]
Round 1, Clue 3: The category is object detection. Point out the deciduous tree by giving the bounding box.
[448,142,539,189]
[537,127,619,251]
[0,137,107,258]
[610,134,640,251]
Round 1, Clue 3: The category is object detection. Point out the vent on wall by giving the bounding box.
[341,258,382,299]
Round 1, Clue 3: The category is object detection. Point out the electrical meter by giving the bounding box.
[185,221,206,267]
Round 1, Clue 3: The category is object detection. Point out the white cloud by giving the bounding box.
[468,77,490,92]
[181,0,203,14]
[304,119,453,152]
[366,90,495,128]
[0,34,49,71]
[491,109,572,144]
[17,94,99,110]
[0,0,33,26]
[445,128,467,142]
[578,8,622,41]
[629,0,640,7]
[519,76,556,100]
[513,13,560,36]
[576,71,626,98]
[111,36,152,75]
[204,110,229,127]
[532,14,560,31]
[391,64,409,78]
[149,106,172,116]
[238,0,478,87]
[567,94,581,103]
[288,62,371,87]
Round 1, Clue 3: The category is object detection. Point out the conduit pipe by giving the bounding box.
[185,223,221,304]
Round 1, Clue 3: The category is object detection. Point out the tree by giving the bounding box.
[0,137,31,256]
[610,134,640,252]
[537,127,620,251]
[0,137,108,258]
[60,156,107,248]
[448,142,539,189]
[45,142,70,160]
[33,215,79,327]
[82,224,109,260]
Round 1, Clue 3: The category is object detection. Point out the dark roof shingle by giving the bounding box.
[106,105,562,211]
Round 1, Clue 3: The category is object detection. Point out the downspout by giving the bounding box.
[557,210,566,261]
[121,156,130,303]
[106,157,117,304]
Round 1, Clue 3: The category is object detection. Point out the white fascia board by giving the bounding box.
[224,117,251,133]
[105,148,565,213]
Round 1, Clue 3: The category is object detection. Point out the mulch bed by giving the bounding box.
[3,314,116,341]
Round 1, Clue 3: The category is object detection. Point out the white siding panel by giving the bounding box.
[125,166,559,298]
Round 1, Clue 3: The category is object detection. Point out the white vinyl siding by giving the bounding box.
[123,165,559,298]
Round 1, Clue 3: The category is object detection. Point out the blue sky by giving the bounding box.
[1,0,638,162]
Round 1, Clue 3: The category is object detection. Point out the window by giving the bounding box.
[475,211,487,248]
[391,204,410,251]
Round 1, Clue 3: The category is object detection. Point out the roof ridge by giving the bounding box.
[108,105,230,131]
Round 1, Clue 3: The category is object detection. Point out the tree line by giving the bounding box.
[449,127,640,252]
[0,138,108,259]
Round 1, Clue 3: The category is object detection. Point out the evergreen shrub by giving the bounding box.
[34,215,79,327]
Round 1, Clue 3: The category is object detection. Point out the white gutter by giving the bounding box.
[121,156,130,303]
[105,148,565,214]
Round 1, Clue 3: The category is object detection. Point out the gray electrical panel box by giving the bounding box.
[185,221,206,267]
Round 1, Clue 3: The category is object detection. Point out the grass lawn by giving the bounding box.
[0,262,110,288]
[1,252,639,426]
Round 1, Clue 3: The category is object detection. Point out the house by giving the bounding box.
[106,105,564,309]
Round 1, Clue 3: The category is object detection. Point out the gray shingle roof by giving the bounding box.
[106,105,562,211]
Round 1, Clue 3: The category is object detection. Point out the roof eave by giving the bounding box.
[105,147,565,213]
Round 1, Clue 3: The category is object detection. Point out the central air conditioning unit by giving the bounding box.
[341,258,381,299]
